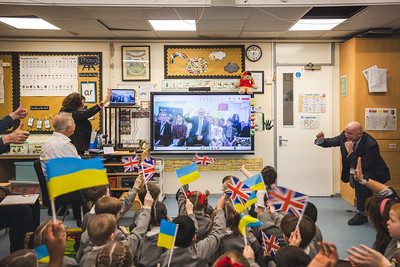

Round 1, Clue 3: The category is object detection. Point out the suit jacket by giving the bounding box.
[154,122,172,146]
[60,105,102,152]
[318,131,390,183]
[185,116,209,137]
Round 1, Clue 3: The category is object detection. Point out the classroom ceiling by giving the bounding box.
[0,3,400,41]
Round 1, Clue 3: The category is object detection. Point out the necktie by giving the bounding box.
[197,118,203,136]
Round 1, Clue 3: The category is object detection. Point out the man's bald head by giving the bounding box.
[53,112,75,137]
[345,121,363,142]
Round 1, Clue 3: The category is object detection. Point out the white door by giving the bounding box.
[276,66,333,196]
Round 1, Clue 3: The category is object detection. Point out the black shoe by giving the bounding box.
[348,213,368,225]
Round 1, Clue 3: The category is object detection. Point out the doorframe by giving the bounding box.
[272,42,339,194]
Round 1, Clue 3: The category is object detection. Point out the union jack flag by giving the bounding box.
[122,156,139,172]
[261,232,280,257]
[141,157,156,182]
[225,176,253,206]
[192,154,215,166]
[267,185,309,218]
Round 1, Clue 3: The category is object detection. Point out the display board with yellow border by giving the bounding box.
[164,45,245,79]
[0,52,102,133]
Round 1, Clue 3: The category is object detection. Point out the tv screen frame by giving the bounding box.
[110,89,136,106]
[150,92,254,155]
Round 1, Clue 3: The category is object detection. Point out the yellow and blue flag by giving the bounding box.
[157,219,178,250]
[238,213,263,236]
[34,244,49,263]
[175,163,200,186]
[45,157,108,200]
[225,176,257,212]
[243,173,266,191]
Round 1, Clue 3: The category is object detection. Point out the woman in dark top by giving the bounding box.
[60,89,111,155]
[171,113,187,146]
[232,113,241,136]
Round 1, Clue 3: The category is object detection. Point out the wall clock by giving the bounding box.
[246,45,262,62]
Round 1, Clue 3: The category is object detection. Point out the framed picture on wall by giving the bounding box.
[250,70,264,94]
[122,46,150,81]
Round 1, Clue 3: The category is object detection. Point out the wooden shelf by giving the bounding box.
[110,187,131,191]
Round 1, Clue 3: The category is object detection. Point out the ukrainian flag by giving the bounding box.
[234,192,257,213]
[243,173,266,191]
[238,213,263,236]
[45,157,108,200]
[175,163,200,186]
[157,219,178,250]
[34,244,49,263]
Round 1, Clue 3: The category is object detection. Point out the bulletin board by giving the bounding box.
[1,52,102,133]
[164,45,245,79]
[0,53,15,122]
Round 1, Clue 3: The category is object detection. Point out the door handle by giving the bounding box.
[279,136,288,147]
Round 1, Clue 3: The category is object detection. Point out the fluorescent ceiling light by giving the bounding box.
[290,19,346,31]
[0,17,60,30]
[149,20,196,31]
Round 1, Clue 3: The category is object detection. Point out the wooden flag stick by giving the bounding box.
[50,199,57,223]
[243,227,248,247]
[167,224,179,267]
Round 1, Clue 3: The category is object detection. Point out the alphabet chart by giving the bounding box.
[20,56,78,96]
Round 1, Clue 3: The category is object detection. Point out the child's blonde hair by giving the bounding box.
[88,213,116,246]
[0,249,37,267]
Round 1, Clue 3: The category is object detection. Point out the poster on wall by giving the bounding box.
[164,45,244,79]
[300,115,319,129]
[298,93,326,113]
[365,108,397,131]
[122,46,150,81]
[20,56,78,96]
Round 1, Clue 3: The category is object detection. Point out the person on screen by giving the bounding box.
[240,119,251,137]
[154,111,172,146]
[209,118,224,147]
[223,118,238,146]
[172,114,187,146]
[232,113,242,136]
[185,108,210,146]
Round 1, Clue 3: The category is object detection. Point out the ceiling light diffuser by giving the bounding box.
[0,17,60,30]
[149,20,196,31]
[289,19,346,31]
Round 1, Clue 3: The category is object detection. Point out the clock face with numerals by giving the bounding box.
[246,45,262,62]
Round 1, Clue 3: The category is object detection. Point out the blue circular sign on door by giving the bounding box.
[295,72,301,78]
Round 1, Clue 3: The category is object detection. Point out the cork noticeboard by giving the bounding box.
[0,52,102,133]
[0,54,15,123]
[164,45,245,79]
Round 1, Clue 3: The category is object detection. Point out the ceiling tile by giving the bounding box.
[79,7,143,20]
[198,30,242,38]
[197,19,246,31]
[100,19,151,30]
[44,19,107,31]
[0,5,34,16]
[111,30,158,38]
[280,30,327,38]
[250,7,311,21]
[24,6,91,19]
[140,7,196,20]
[240,31,286,38]
[155,31,199,38]
[0,28,34,37]
[320,30,356,38]
[201,6,252,19]
[243,20,294,31]
[67,30,117,38]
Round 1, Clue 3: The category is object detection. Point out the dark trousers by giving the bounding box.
[187,135,210,146]
[0,200,40,252]
[354,181,373,213]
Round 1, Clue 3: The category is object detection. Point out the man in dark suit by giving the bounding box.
[185,108,210,146]
[315,121,390,225]
[154,111,172,146]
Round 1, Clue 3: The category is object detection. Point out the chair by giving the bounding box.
[33,159,86,221]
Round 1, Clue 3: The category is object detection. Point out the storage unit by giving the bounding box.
[14,161,38,182]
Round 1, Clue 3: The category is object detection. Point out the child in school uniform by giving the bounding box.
[96,241,133,267]
[80,213,117,267]
[159,195,226,267]
[29,219,78,267]
[82,175,143,232]
[177,184,212,241]
[348,202,400,266]
[136,201,169,267]
[131,182,160,230]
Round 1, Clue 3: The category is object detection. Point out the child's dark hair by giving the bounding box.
[0,249,37,267]
[88,213,116,246]
[261,166,277,188]
[150,201,168,227]
[187,191,209,216]
[226,118,233,124]
[138,182,160,204]
[280,214,316,249]
[366,196,398,253]
[222,176,231,184]
[95,197,122,216]
[274,245,311,267]
[212,250,250,267]
[96,241,133,267]
[87,185,108,203]
[172,215,195,247]
[304,202,318,223]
